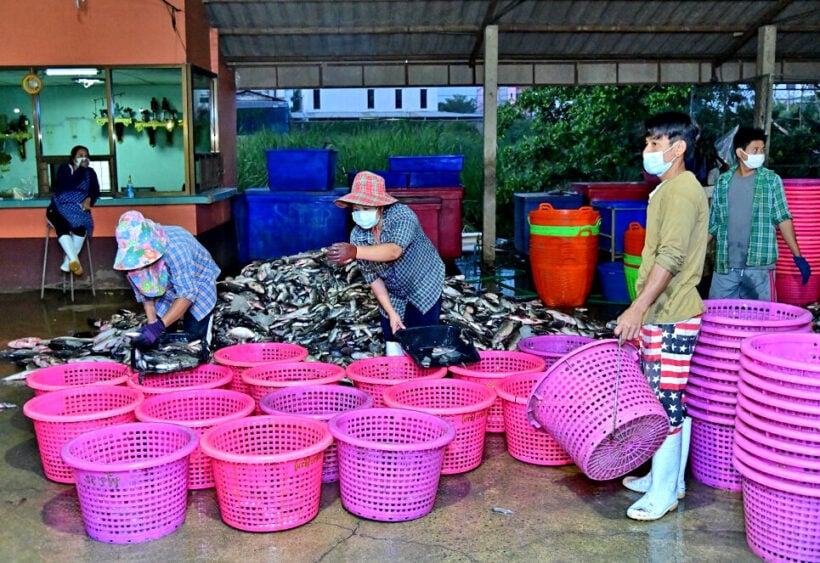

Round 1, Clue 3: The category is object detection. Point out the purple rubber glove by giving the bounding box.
[793,256,811,286]
[132,319,165,349]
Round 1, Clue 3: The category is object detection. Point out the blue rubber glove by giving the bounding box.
[132,319,165,350]
[793,256,811,286]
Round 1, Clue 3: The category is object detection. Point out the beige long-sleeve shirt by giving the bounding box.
[636,171,709,324]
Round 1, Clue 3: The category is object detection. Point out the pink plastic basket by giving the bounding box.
[526,340,668,481]
[689,416,741,492]
[741,332,820,383]
[213,342,309,395]
[741,478,820,563]
[242,361,346,411]
[736,393,819,441]
[690,353,740,376]
[734,424,820,475]
[734,447,820,498]
[735,409,820,460]
[449,351,547,433]
[382,378,496,474]
[199,415,332,532]
[496,372,573,466]
[328,407,455,522]
[776,272,820,306]
[126,364,232,398]
[686,381,737,406]
[60,422,198,544]
[27,361,132,396]
[516,335,595,369]
[740,355,820,400]
[23,385,143,483]
[259,384,373,483]
[738,379,820,424]
[345,356,447,408]
[702,299,813,334]
[135,389,256,489]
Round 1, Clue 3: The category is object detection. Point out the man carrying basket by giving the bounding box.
[614,112,709,521]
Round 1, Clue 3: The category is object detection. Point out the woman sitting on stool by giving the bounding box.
[46,145,99,276]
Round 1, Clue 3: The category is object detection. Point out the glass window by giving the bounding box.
[313,89,321,110]
[367,89,375,109]
[395,89,403,109]
[0,69,37,198]
[192,68,219,192]
[420,89,428,109]
[110,67,185,193]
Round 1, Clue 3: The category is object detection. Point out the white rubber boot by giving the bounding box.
[61,234,86,273]
[385,341,404,357]
[623,417,691,500]
[627,431,682,521]
[57,235,83,276]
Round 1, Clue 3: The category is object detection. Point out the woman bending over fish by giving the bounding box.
[113,210,220,354]
[326,171,444,356]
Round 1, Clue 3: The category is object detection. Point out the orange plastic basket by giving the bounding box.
[529,203,600,227]
[623,222,646,256]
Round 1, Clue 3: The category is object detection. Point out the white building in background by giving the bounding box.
[242,86,519,120]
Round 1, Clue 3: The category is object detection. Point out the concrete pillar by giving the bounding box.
[482,25,498,267]
[754,25,776,145]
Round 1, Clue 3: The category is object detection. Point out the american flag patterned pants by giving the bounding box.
[639,316,702,434]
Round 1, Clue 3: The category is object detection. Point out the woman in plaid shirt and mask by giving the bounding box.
[327,171,445,356]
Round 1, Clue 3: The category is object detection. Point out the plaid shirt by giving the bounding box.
[351,203,444,319]
[130,226,220,321]
[709,165,791,274]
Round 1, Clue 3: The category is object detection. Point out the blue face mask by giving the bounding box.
[352,209,379,229]
[642,142,678,176]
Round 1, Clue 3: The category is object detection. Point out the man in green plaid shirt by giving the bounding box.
[708,126,810,300]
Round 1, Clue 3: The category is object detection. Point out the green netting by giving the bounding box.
[529,219,601,237]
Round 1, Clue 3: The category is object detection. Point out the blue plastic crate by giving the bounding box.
[597,261,631,303]
[513,192,585,255]
[388,155,464,172]
[592,200,648,255]
[233,188,349,263]
[265,148,338,191]
[408,171,462,188]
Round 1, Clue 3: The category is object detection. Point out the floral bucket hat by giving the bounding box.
[113,210,168,271]
[334,171,398,208]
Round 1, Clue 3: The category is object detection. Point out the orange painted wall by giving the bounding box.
[0,0,210,68]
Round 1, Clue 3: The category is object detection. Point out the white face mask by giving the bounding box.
[352,209,379,229]
[642,142,678,176]
[74,157,87,167]
[740,149,765,170]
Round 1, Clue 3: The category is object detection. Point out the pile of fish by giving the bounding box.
[1,249,620,375]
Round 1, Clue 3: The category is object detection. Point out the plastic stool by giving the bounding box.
[41,221,96,302]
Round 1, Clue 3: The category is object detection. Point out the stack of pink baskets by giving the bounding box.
[26,361,132,396]
[733,333,820,562]
[213,342,309,395]
[126,364,233,398]
[688,299,813,492]
[449,350,546,433]
[775,178,820,306]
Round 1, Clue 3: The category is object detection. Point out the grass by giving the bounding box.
[237,120,486,232]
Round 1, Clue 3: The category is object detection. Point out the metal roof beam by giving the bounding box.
[713,0,794,69]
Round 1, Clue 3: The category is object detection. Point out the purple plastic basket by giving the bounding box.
[740,333,820,380]
[526,339,668,480]
[702,299,813,332]
[60,422,198,544]
[516,335,595,369]
[328,407,455,522]
[735,397,820,445]
[689,417,742,492]
[740,355,820,400]
[742,478,820,562]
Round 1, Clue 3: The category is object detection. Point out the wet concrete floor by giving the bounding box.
[0,288,757,562]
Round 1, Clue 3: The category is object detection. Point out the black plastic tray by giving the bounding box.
[395,325,480,368]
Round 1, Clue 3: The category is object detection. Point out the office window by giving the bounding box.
[367,89,375,109]
[313,89,321,110]
[420,89,428,109]
[395,89,402,109]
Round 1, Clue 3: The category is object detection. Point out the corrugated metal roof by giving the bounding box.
[202,0,820,87]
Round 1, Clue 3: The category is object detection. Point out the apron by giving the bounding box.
[53,170,94,235]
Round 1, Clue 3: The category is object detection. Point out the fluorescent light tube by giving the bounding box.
[45,68,99,77]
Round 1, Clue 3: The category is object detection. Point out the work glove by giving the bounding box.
[793,256,812,286]
[326,242,357,264]
[132,319,165,350]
